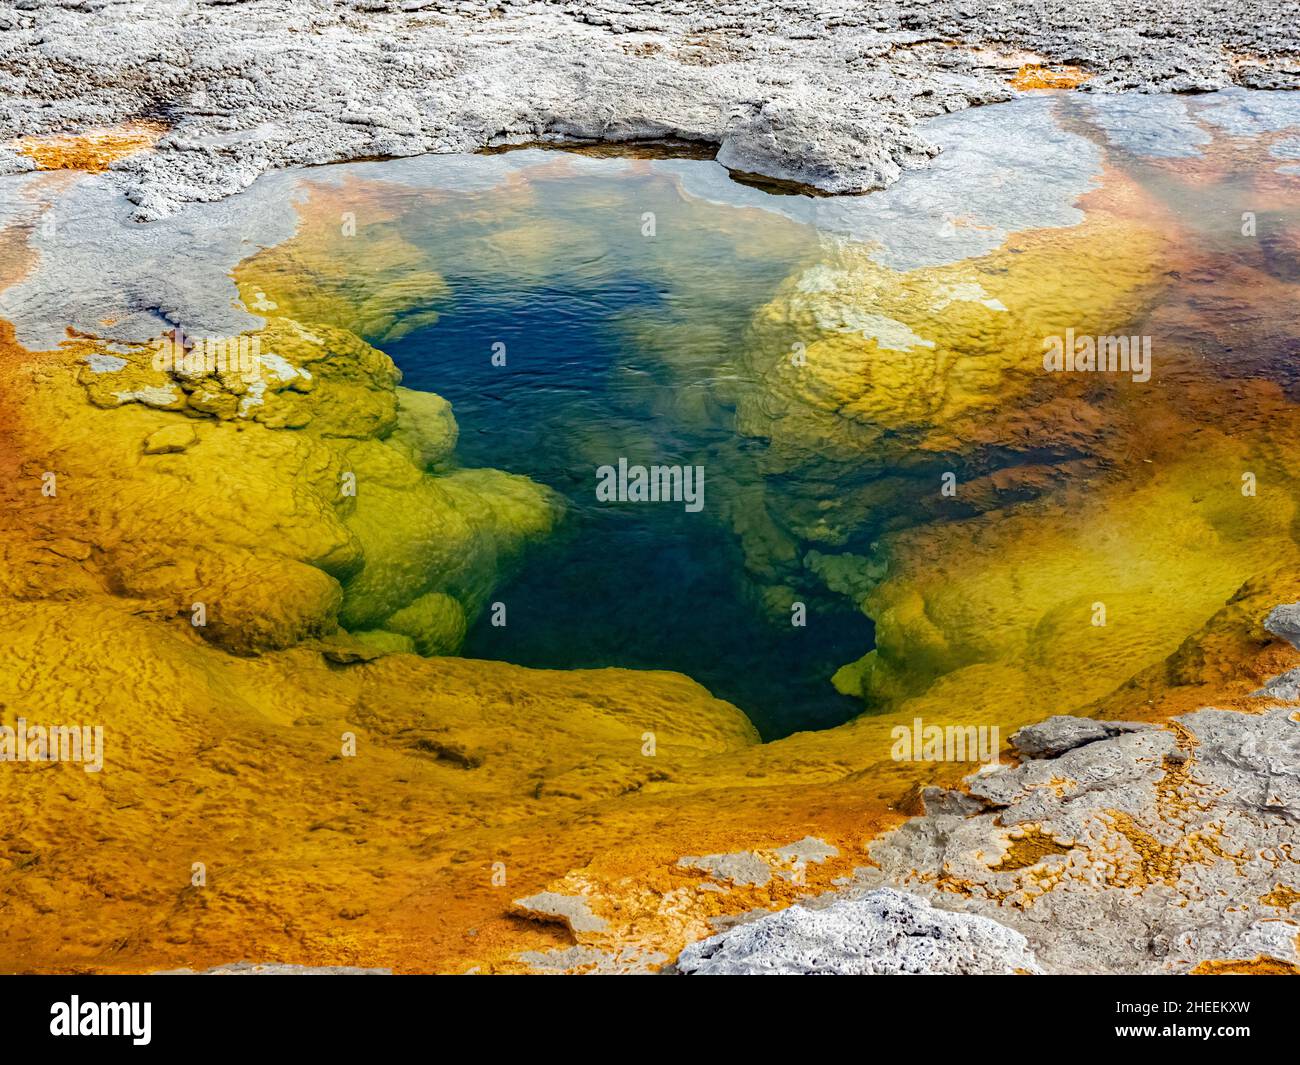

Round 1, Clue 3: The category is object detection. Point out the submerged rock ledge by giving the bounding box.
[0,0,1296,217]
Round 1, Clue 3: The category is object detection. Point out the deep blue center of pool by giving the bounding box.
[384,266,873,740]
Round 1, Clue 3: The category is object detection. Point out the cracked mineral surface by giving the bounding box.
[1,0,1297,217]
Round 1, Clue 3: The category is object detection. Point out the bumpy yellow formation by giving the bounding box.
[60,314,562,657]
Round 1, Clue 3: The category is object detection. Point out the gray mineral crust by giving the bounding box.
[855,683,1300,973]
[1,0,1296,218]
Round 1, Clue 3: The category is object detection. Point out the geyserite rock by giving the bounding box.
[1,0,1295,219]
[676,888,1042,975]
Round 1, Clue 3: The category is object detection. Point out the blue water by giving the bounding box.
[385,260,873,740]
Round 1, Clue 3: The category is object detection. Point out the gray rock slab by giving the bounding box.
[1010,715,1153,759]
[863,694,1300,973]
